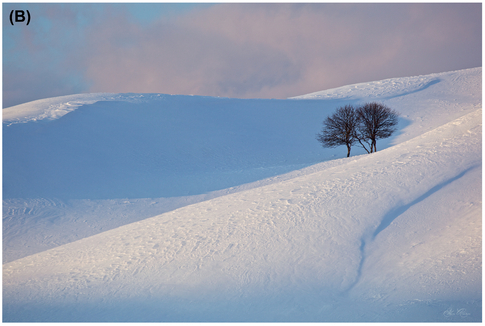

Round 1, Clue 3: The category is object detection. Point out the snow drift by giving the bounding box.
[2,67,482,321]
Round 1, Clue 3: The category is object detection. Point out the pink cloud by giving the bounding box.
[44,3,485,100]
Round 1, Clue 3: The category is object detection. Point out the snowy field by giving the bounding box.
[3,67,482,321]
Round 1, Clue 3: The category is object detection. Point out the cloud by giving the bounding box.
[3,3,103,107]
[80,3,481,99]
[77,6,300,98]
[3,3,481,106]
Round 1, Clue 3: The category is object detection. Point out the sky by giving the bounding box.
[3,3,482,108]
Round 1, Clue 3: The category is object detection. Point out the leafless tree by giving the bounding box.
[355,102,399,153]
[316,105,359,157]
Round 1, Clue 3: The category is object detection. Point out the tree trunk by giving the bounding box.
[370,139,376,153]
[347,144,351,157]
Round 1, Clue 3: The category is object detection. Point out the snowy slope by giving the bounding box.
[3,93,149,125]
[3,68,481,263]
[3,96,348,200]
[3,67,482,321]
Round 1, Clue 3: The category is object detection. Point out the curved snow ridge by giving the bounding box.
[291,67,480,101]
[2,93,169,125]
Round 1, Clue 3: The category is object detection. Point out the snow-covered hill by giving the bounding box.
[3,67,481,321]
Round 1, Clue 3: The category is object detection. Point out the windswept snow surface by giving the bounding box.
[2,93,152,125]
[3,67,482,321]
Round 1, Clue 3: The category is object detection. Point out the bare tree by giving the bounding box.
[355,102,399,153]
[316,105,359,157]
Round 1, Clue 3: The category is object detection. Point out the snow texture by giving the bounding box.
[2,67,482,322]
